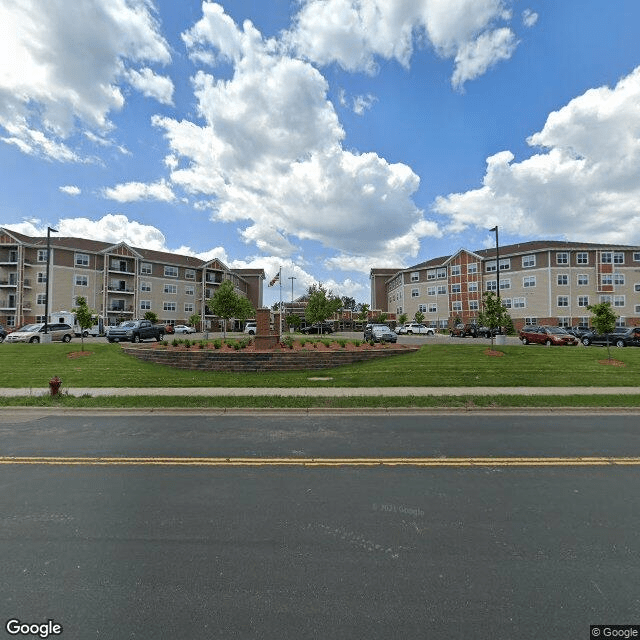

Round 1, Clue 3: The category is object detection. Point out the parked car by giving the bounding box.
[106,320,164,343]
[580,326,640,348]
[5,322,74,343]
[519,325,579,346]
[476,326,499,338]
[244,321,257,335]
[397,323,435,335]
[0,324,6,343]
[364,323,387,340]
[565,326,591,339]
[174,324,196,334]
[163,324,175,335]
[302,322,334,334]
[370,325,398,343]
[449,323,478,338]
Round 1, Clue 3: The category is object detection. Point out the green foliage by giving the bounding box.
[413,311,425,324]
[213,339,222,349]
[172,338,180,347]
[305,283,341,327]
[208,280,255,337]
[588,301,618,359]
[357,303,370,325]
[144,311,159,325]
[321,339,332,347]
[198,341,206,349]
[188,313,201,330]
[286,314,302,330]
[340,296,356,310]
[282,335,294,349]
[397,313,408,325]
[477,291,513,346]
[73,296,95,352]
[337,338,347,348]
[374,312,388,323]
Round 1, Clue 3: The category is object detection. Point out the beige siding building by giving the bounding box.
[371,241,640,330]
[0,228,264,330]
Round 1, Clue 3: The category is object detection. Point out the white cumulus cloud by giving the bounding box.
[102,180,175,203]
[59,185,81,196]
[434,66,640,244]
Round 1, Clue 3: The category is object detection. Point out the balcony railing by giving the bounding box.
[107,286,135,294]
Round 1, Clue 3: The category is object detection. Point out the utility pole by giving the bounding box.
[44,226,58,335]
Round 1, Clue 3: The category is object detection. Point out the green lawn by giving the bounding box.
[1,341,639,389]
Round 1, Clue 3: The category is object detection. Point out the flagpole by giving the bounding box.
[278,266,282,341]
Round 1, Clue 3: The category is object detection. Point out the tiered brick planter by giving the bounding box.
[121,344,418,372]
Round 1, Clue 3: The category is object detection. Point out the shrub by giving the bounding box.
[282,335,294,349]
[321,339,331,348]
[213,339,222,349]
[337,338,347,348]
[198,341,206,349]
[353,339,361,347]
[161,340,168,346]
[184,340,191,348]
[171,338,180,347]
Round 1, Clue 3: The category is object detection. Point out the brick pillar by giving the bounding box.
[255,308,277,350]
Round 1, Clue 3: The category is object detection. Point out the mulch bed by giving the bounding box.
[598,359,626,367]
[67,351,94,359]
[484,349,504,357]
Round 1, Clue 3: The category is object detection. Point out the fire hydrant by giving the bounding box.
[49,376,62,396]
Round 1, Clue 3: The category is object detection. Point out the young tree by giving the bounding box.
[305,283,341,334]
[414,311,425,324]
[208,280,255,338]
[397,313,408,326]
[188,313,201,331]
[144,311,159,325]
[357,303,370,327]
[587,301,618,360]
[73,296,94,352]
[340,296,356,310]
[374,312,388,324]
[477,291,512,348]
[286,314,301,331]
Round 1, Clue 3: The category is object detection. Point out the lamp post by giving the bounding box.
[44,226,58,335]
[490,225,500,300]
[288,276,296,333]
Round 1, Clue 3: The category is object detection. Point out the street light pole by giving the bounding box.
[490,225,500,300]
[44,226,58,334]
[288,276,296,304]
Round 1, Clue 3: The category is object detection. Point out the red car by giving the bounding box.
[519,325,578,346]
[163,324,175,334]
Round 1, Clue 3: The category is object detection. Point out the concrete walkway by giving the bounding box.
[0,386,638,397]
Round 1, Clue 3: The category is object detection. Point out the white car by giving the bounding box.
[397,323,435,335]
[173,324,197,334]
[244,321,257,335]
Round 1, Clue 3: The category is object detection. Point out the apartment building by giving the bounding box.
[371,240,640,330]
[0,228,264,329]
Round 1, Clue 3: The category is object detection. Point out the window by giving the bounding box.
[614,273,625,285]
[523,276,536,288]
[428,304,437,313]
[37,272,46,283]
[500,279,511,290]
[577,274,589,286]
[468,282,478,292]
[140,300,151,310]
[141,281,151,292]
[578,296,589,307]
[601,252,612,264]
[601,274,613,286]
[451,284,461,293]
[634,252,640,262]
[427,270,436,280]
[37,293,47,305]
[452,301,462,312]
[437,268,447,279]
[556,252,569,264]
[163,302,176,312]
[502,298,512,308]
[37,249,48,262]
[486,261,497,273]
[557,296,569,307]
[599,295,612,304]
[437,285,447,295]
[184,303,194,313]
[411,288,419,297]
[523,255,536,268]
[73,253,89,267]
[557,274,568,286]
[613,296,625,307]
[614,252,624,264]
[163,283,177,294]
[577,252,588,264]
[450,265,461,276]
[427,287,436,296]
[469,300,479,311]
[410,271,419,282]
[636,305,640,314]
[635,283,640,293]
[185,285,195,296]
[486,259,509,271]
[7,316,16,327]
[418,304,427,313]
[467,263,478,274]
[486,280,497,291]
[140,263,152,275]
[513,298,526,308]
[185,269,196,280]
[164,265,178,278]
[558,317,570,327]
[75,275,88,286]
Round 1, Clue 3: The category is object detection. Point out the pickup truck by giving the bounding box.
[106,320,164,343]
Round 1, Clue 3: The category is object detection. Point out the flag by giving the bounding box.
[269,272,280,287]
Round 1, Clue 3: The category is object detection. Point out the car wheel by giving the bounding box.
[615,339,625,348]
[82,331,89,338]
[522,337,529,345]
[0,336,4,343]
[62,334,71,343]
[29,336,40,343]
[582,337,591,346]
[156,334,163,342]
[133,334,141,343]
[249,330,255,335]
[108,339,114,343]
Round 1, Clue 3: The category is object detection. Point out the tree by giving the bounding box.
[144,311,159,325]
[73,296,94,352]
[286,314,301,331]
[374,312,388,324]
[341,296,356,310]
[208,280,255,338]
[188,313,201,330]
[587,301,617,360]
[414,311,425,324]
[357,303,370,326]
[477,291,512,348]
[397,313,408,326]
[305,283,341,333]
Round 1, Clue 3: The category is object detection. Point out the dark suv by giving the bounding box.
[581,327,640,348]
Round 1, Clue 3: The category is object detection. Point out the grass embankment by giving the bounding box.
[1,341,639,408]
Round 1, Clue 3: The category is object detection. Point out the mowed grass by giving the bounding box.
[1,341,640,389]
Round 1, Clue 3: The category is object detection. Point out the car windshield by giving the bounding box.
[546,327,567,334]
[119,322,136,328]
[16,324,42,332]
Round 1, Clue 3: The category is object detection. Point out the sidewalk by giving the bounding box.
[0,386,638,397]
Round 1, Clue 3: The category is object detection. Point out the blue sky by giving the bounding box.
[2,0,640,306]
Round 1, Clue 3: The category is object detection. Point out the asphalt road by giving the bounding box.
[1,412,639,639]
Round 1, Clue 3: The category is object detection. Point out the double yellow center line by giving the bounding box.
[1,456,640,467]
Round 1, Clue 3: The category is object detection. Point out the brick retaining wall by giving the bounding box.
[121,344,418,372]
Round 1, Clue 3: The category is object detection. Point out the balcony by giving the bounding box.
[107,285,135,294]
[108,305,134,313]
[0,300,17,310]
